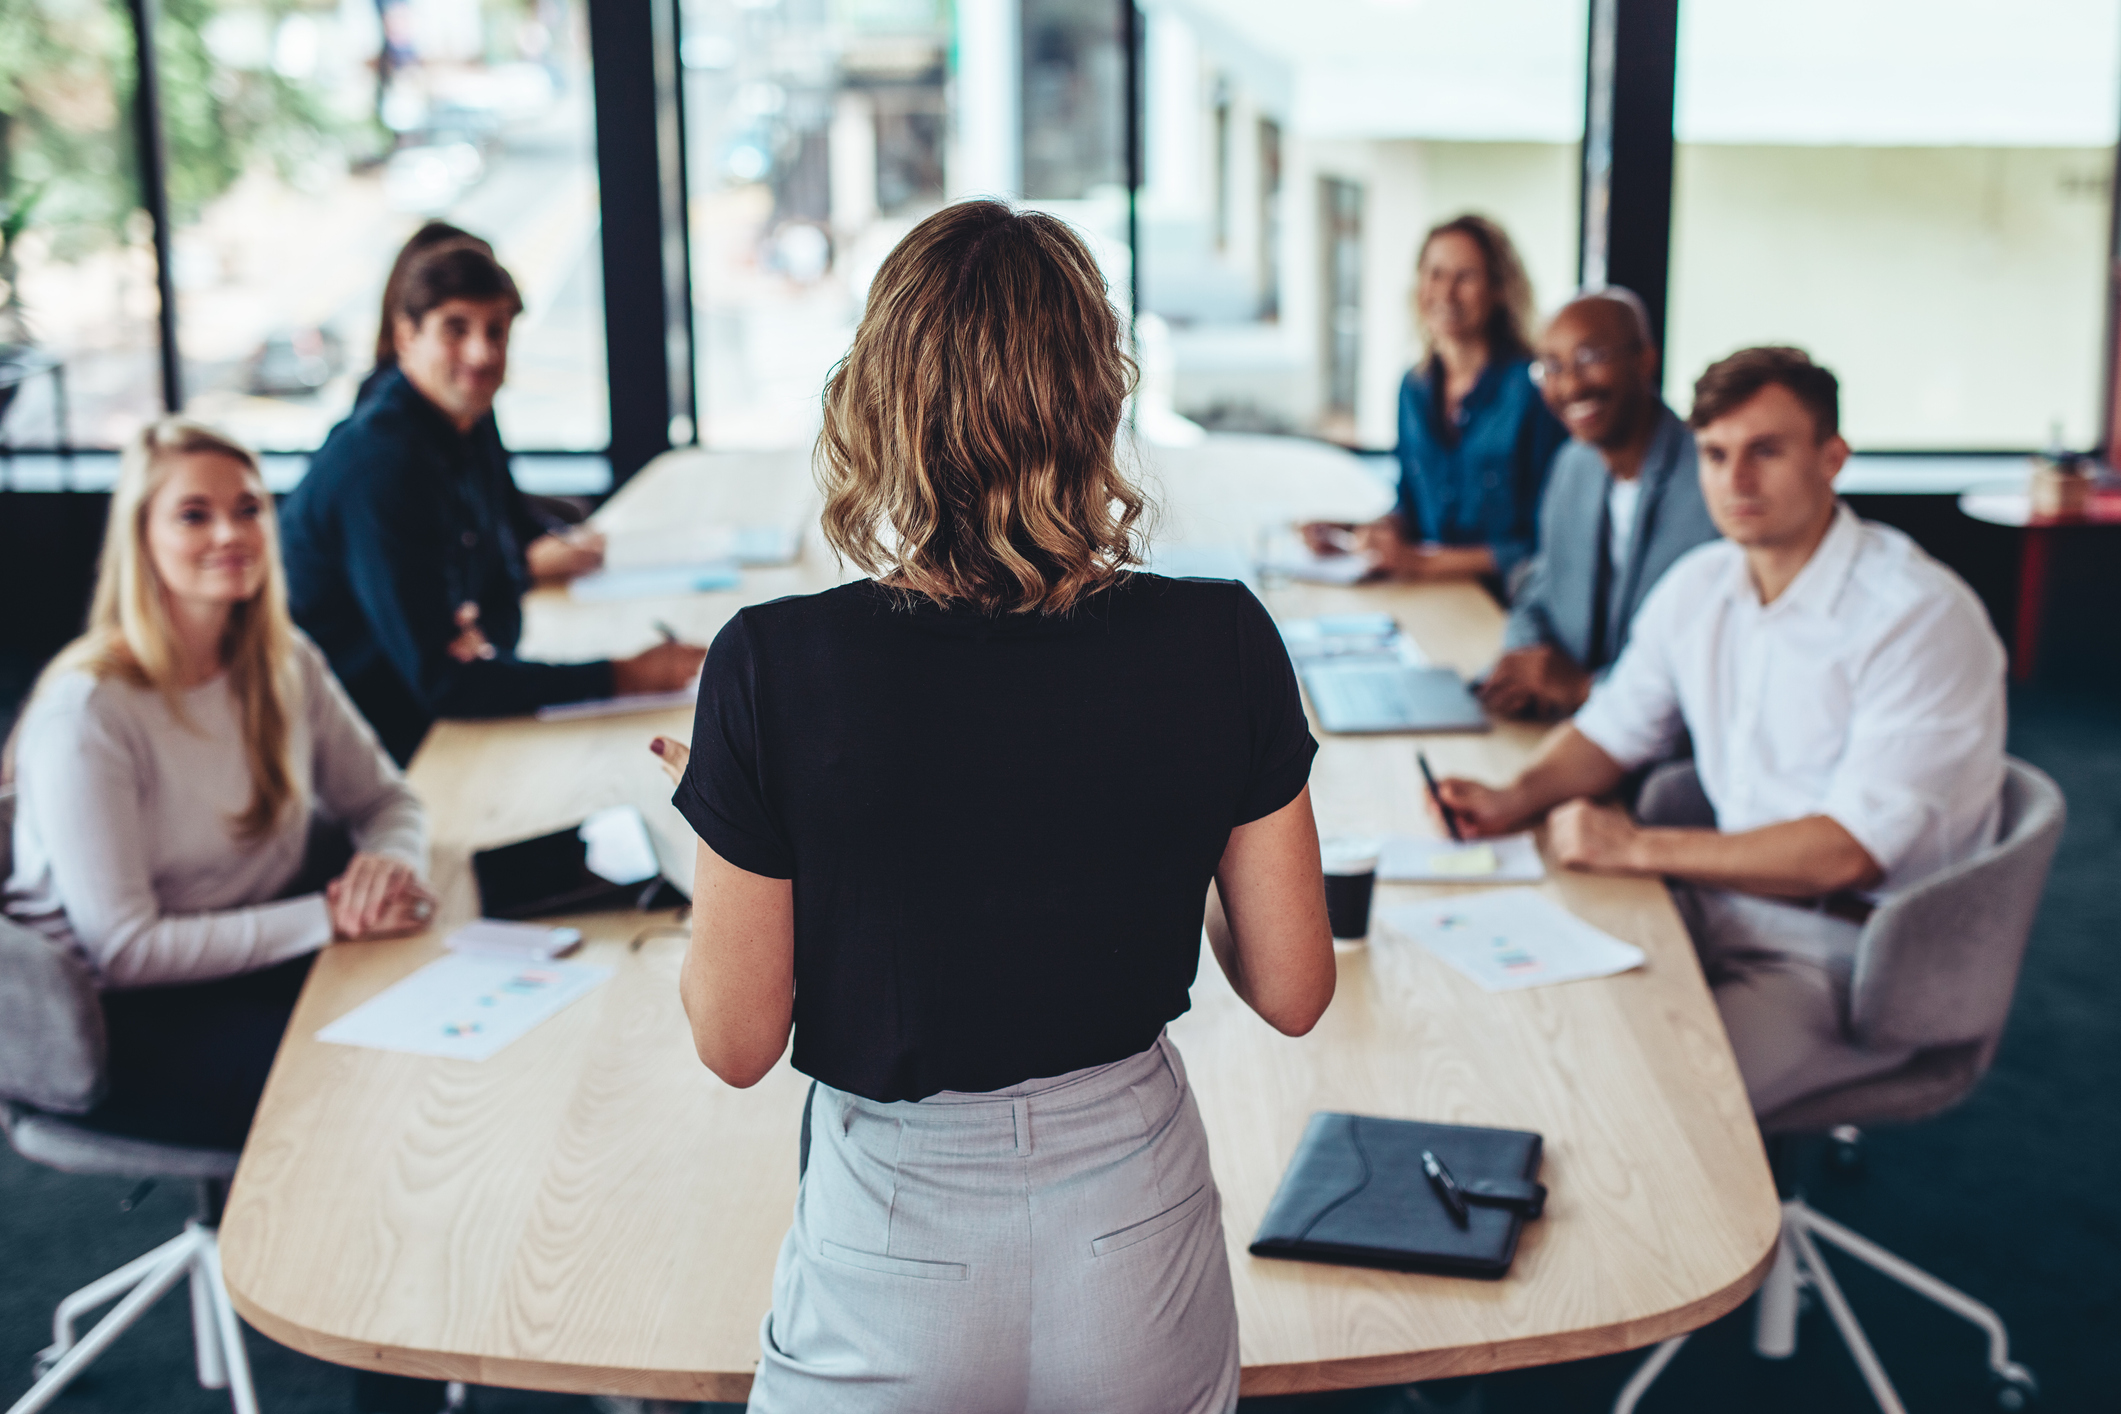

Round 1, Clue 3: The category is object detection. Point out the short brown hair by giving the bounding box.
[1415,214,1536,360]
[1689,346,1839,441]
[374,222,494,367]
[816,200,1148,615]
[396,240,522,332]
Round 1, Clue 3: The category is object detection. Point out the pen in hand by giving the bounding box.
[1421,1148,1470,1228]
[653,619,680,644]
[1417,751,1463,843]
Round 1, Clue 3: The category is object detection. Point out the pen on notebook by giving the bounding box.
[1417,751,1463,843]
[1421,1149,1470,1227]
[653,619,680,644]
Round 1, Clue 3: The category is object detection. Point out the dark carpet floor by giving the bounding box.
[4,680,2115,1414]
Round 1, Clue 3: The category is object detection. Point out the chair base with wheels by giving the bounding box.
[2,1104,258,1414]
[1615,1175,2037,1414]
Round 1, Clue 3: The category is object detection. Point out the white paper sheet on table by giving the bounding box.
[568,562,742,602]
[1379,888,1645,992]
[316,954,612,1061]
[1378,833,1544,882]
[1258,529,1371,585]
[602,524,802,569]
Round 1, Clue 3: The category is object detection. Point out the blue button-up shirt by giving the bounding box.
[1394,355,1566,582]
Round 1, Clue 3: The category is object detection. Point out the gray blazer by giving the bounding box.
[1504,406,1720,673]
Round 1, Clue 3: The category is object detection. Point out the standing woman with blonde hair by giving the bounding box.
[1306,213,1565,587]
[648,200,1335,1413]
[4,418,430,1150]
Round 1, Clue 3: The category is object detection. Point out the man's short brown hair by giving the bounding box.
[396,241,522,330]
[1689,346,1839,441]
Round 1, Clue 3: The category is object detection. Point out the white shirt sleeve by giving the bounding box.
[1573,569,1688,771]
[1819,589,2007,886]
[299,640,428,873]
[16,691,332,989]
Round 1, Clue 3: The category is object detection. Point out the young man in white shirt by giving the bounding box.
[1434,347,2007,1113]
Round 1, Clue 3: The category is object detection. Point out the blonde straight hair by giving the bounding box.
[27,417,301,840]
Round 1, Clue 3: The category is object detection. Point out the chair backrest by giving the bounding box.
[1848,758,2064,1054]
[1633,756,2064,1060]
[0,786,110,1115]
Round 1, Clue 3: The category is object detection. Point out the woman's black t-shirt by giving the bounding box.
[672,573,1316,1103]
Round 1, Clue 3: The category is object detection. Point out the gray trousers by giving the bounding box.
[1673,885,1917,1117]
[748,1032,1241,1414]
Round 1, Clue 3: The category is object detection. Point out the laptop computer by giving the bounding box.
[1298,658,1490,735]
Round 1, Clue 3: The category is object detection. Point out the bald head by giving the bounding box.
[1533,287,1661,458]
[1559,287,1654,350]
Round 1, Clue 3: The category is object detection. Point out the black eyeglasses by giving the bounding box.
[1529,345,1631,387]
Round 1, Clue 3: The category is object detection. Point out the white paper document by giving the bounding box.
[1379,888,1645,992]
[1378,833,1545,883]
[568,562,742,602]
[602,524,803,570]
[316,955,613,1061]
[1258,529,1372,585]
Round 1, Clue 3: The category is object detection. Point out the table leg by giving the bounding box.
[2011,527,2050,683]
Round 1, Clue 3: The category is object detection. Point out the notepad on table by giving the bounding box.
[1378,833,1544,883]
[534,684,698,722]
[1379,887,1645,992]
[316,954,612,1061]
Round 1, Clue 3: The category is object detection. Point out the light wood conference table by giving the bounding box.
[221,435,1780,1401]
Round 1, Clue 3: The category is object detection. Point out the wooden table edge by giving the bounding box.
[226,1219,1778,1403]
[222,1283,758,1404]
[1236,1233,1781,1397]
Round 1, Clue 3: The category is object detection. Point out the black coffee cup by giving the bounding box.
[1321,839,1381,941]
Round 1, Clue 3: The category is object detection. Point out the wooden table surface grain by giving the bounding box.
[220,435,1779,1401]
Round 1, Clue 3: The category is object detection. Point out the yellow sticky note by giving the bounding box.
[1427,844,1499,877]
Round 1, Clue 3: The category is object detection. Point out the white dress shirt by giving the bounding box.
[6,634,427,988]
[1606,473,1643,578]
[1575,504,2006,896]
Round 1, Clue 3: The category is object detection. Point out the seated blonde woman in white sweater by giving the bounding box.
[4,417,432,1149]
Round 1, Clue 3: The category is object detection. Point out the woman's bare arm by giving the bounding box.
[678,839,796,1088]
[1205,786,1336,1036]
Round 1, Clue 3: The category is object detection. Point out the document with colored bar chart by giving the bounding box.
[1379,888,1645,993]
[316,955,612,1061]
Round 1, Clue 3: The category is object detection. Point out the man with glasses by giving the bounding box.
[1478,289,1718,720]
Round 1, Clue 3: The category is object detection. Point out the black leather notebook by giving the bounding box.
[1249,1112,1546,1279]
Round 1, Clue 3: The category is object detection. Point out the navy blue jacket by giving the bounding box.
[1395,355,1567,583]
[281,370,612,763]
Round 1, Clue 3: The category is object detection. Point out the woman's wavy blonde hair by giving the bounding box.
[816,199,1149,615]
[26,417,300,840]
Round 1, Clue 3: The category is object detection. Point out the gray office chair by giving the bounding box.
[1612,758,2064,1414]
[0,787,261,1414]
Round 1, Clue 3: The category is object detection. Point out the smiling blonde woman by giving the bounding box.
[3,417,430,1150]
[652,200,1337,1414]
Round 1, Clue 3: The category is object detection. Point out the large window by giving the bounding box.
[1,0,163,447]
[680,0,1126,450]
[1,0,606,455]
[1667,0,2121,450]
[170,0,607,452]
[1135,0,1587,448]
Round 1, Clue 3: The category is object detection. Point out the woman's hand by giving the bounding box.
[650,735,690,787]
[327,853,435,941]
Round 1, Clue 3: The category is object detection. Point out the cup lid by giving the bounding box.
[1320,836,1381,873]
